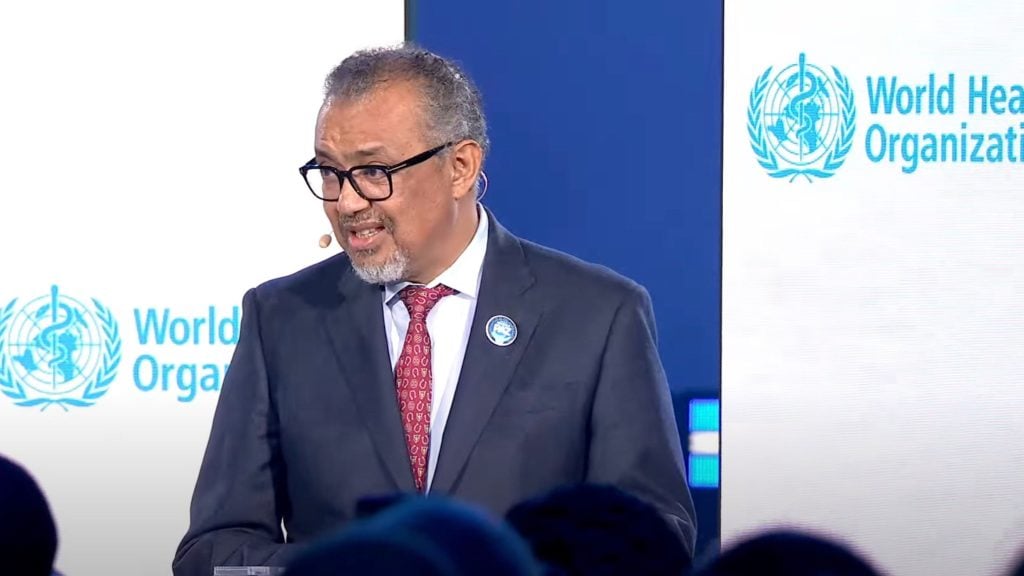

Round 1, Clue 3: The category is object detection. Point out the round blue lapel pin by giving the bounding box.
[486,315,517,347]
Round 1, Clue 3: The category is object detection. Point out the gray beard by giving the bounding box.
[349,247,411,285]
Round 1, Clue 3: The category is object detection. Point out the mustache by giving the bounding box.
[339,213,395,232]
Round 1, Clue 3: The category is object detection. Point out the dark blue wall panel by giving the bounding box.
[412,2,722,397]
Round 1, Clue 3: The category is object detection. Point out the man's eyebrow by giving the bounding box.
[314,147,341,165]
[314,144,390,165]
[351,144,389,158]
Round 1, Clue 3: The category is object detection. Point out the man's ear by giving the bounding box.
[449,140,483,200]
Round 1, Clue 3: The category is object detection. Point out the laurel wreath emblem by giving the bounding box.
[748,64,857,182]
[0,297,122,411]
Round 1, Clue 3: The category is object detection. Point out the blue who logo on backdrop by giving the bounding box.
[0,285,122,411]
[748,52,856,182]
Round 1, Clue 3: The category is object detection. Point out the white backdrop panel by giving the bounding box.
[0,2,403,575]
[723,2,1024,576]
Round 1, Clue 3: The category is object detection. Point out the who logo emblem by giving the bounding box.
[0,285,122,411]
[748,53,856,182]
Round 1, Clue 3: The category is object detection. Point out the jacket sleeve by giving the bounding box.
[585,284,699,558]
[172,288,301,576]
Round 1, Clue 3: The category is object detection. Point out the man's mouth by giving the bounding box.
[351,227,384,239]
[344,222,389,250]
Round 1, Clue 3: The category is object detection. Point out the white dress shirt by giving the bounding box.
[382,207,489,490]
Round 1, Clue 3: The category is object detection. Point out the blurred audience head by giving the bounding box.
[1007,549,1024,576]
[0,454,58,576]
[505,483,691,576]
[693,528,881,576]
[284,529,457,576]
[285,494,540,576]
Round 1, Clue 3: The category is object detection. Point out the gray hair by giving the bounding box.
[323,44,490,158]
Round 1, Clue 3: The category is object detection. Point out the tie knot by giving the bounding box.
[399,284,457,320]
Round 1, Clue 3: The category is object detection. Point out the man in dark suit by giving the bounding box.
[172,45,696,576]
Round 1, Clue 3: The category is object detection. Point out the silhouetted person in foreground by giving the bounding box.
[0,454,59,576]
[506,483,691,576]
[1007,549,1024,576]
[285,495,540,576]
[693,529,882,576]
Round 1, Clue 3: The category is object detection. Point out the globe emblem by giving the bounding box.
[748,52,856,182]
[486,315,517,347]
[7,286,102,395]
[763,54,841,166]
[0,285,121,410]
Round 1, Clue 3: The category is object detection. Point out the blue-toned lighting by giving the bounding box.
[689,399,720,432]
[688,454,720,488]
[687,399,720,489]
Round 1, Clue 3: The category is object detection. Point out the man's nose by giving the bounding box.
[335,174,371,216]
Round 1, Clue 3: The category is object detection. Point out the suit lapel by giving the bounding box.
[322,267,415,491]
[431,212,540,493]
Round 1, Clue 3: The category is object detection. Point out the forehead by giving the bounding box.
[316,79,428,146]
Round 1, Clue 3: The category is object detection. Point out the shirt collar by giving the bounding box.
[384,205,489,305]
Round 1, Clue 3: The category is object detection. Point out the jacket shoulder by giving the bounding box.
[248,253,353,307]
[518,239,649,304]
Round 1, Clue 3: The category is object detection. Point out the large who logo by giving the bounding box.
[748,52,857,182]
[0,285,122,411]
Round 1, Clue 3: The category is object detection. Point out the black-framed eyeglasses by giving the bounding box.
[299,142,452,202]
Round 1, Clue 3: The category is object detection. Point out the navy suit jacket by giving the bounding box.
[172,210,696,575]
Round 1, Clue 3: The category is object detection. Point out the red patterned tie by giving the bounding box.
[395,284,456,492]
